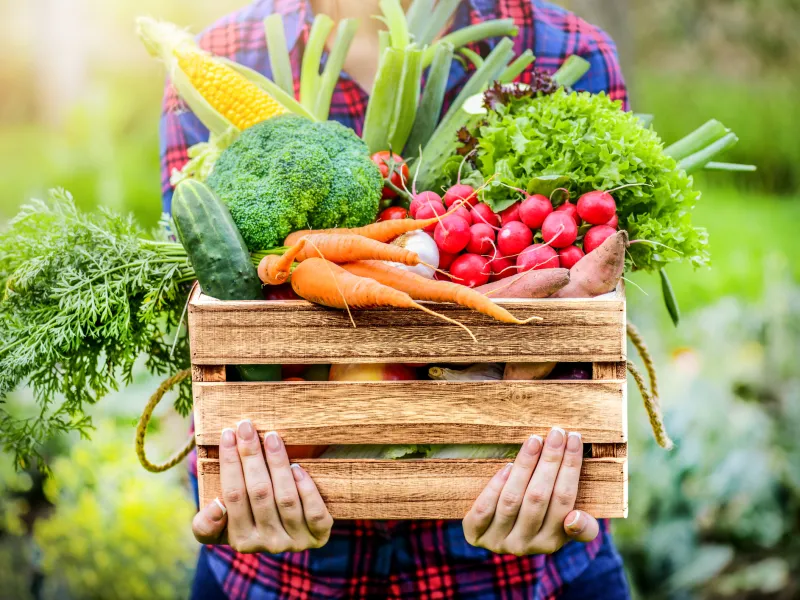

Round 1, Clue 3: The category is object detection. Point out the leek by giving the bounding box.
[315,18,359,120]
[405,0,434,41]
[663,119,729,161]
[499,49,535,83]
[704,161,757,172]
[389,48,423,153]
[552,55,590,87]
[417,0,461,45]
[678,132,739,173]
[300,14,334,112]
[459,47,484,69]
[422,19,518,67]
[263,14,294,96]
[362,47,406,153]
[380,0,410,48]
[405,43,454,155]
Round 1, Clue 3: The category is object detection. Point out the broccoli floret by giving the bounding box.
[207,114,382,249]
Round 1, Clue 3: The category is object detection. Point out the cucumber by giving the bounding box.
[173,179,280,382]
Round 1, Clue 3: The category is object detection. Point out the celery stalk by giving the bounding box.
[378,30,391,58]
[263,14,295,96]
[664,119,728,161]
[380,0,410,49]
[405,0,434,42]
[459,47,484,69]
[300,14,334,112]
[389,48,423,153]
[677,132,739,173]
[499,49,535,83]
[422,19,518,67]
[704,161,757,172]
[405,43,454,155]
[552,55,590,87]
[315,18,359,120]
[417,0,461,45]
[362,48,406,153]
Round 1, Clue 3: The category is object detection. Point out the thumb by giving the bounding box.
[192,498,228,544]
[563,510,600,543]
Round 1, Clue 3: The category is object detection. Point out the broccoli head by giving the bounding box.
[207,115,382,249]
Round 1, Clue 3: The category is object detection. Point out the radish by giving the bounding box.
[499,202,521,225]
[517,244,560,271]
[415,200,447,232]
[557,245,585,269]
[487,252,515,281]
[541,212,578,248]
[449,253,491,287]
[497,221,533,256]
[434,270,452,281]
[409,190,442,218]
[555,201,581,226]
[577,183,646,225]
[519,194,553,229]
[438,250,458,270]
[606,214,619,228]
[471,203,501,228]
[443,183,478,208]
[583,224,617,253]
[466,223,496,254]
[433,215,470,254]
[449,205,473,225]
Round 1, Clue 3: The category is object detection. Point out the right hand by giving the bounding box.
[192,421,333,553]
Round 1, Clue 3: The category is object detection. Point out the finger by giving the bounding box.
[263,431,306,538]
[291,464,334,542]
[236,420,281,533]
[512,427,567,536]
[486,434,544,537]
[564,510,600,543]
[462,462,513,544]
[219,427,256,540]
[538,431,584,537]
[192,498,228,544]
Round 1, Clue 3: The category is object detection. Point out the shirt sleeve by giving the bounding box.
[569,22,629,110]
[159,80,210,216]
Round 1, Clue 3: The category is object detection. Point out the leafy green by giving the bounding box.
[440,88,710,272]
[0,190,193,468]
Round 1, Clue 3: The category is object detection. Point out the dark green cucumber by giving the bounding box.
[173,179,280,382]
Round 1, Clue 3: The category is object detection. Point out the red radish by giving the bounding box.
[497,221,533,256]
[438,251,458,270]
[449,253,491,287]
[466,223,496,254]
[519,194,553,229]
[499,202,521,225]
[517,244,560,271]
[577,190,616,225]
[434,270,452,281]
[471,203,501,228]
[606,214,619,228]
[583,225,617,253]
[487,252,516,281]
[377,206,408,221]
[449,205,473,225]
[409,190,442,218]
[415,201,447,232]
[558,245,585,269]
[433,215,470,254]
[444,184,478,208]
[542,212,578,248]
[555,201,581,226]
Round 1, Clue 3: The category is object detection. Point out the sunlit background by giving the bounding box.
[1,1,798,598]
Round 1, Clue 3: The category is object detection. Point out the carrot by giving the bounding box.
[257,239,306,284]
[291,258,477,340]
[551,230,627,298]
[289,233,432,268]
[475,268,570,298]
[341,261,541,324]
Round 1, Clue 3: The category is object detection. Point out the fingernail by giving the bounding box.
[526,434,543,453]
[566,510,583,533]
[221,428,236,448]
[291,464,305,481]
[237,419,255,442]
[265,431,281,452]
[566,432,582,452]
[547,427,565,448]
[501,462,513,479]
[210,498,227,521]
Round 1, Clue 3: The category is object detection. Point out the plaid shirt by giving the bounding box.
[163,1,629,598]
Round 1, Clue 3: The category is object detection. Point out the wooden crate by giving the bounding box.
[189,286,628,519]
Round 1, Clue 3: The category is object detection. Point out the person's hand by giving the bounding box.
[192,421,333,553]
[463,428,600,556]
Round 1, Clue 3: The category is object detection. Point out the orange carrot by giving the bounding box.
[257,239,307,284]
[341,261,541,324]
[288,233,431,268]
[291,258,476,340]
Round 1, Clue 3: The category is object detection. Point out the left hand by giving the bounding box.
[463,427,600,556]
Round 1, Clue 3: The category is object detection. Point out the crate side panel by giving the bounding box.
[197,458,628,519]
[194,380,626,445]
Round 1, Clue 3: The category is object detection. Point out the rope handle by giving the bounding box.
[135,368,195,472]
[626,321,674,450]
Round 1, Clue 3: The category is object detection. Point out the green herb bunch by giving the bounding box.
[0,189,194,468]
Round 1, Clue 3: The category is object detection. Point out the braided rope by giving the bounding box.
[135,369,195,472]
[626,322,674,450]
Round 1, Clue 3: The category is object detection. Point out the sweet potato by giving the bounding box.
[474,268,570,298]
[551,231,627,298]
[503,362,557,380]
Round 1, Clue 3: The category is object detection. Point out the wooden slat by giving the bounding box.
[197,458,628,519]
[192,365,226,383]
[592,362,628,459]
[188,290,625,364]
[591,443,628,458]
[193,380,626,445]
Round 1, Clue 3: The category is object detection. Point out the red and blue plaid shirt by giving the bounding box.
[163,1,629,598]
